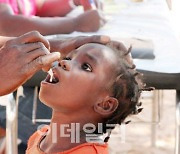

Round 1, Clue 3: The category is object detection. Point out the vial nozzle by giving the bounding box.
[48,69,53,82]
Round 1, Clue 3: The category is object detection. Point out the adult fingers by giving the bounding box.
[109,40,134,64]
[49,35,110,56]
[11,31,50,50]
[25,45,50,63]
[59,35,110,56]
[20,42,50,54]
[39,52,60,66]
[74,35,110,48]
[41,52,61,72]
[109,40,128,53]
[24,52,60,77]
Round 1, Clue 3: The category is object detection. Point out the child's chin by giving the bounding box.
[39,89,51,106]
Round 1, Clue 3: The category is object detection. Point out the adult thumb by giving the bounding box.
[25,52,60,77]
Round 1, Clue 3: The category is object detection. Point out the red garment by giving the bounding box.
[26,127,109,154]
[0,0,37,16]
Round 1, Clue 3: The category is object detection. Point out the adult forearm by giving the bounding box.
[0,15,76,37]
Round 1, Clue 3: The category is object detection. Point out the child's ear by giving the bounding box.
[94,96,118,117]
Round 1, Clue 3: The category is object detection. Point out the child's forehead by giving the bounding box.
[70,43,116,59]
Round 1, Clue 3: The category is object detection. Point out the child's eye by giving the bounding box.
[81,63,92,72]
[63,57,71,60]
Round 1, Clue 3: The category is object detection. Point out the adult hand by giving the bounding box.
[49,35,110,57]
[74,10,105,32]
[108,40,133,65]
[0,31,60,96]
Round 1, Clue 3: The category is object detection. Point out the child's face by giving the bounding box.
[39,43,118,113]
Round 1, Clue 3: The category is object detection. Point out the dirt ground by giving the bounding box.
[108,90,176,154]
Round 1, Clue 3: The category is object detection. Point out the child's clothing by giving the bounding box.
[26,127,108,154]
[0,0,37,16]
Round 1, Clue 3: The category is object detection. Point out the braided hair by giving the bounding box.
[101,41,153,142]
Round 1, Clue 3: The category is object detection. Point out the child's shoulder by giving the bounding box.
[26,126,109,154]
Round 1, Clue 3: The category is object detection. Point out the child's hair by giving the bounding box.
[99,41,153,142]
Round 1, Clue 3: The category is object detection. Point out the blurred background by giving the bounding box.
[1,0,180,154]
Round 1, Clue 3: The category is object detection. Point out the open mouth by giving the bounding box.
[45,73,59,84]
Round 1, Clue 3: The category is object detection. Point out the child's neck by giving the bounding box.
[39,110,91,153]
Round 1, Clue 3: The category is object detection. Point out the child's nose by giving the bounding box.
[59,60,71,71]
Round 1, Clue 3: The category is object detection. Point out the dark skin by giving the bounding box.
[48,35,110,57]
[0,31,60,96]
[0,31,111,154]
[0,3,104,37]
[0,31,110,96]
[39,43,119,153]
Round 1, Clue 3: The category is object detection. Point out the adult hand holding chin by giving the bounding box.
[0,31,60,96]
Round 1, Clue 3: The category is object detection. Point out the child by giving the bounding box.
[26,41,145,153]
[0,0,105,36]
